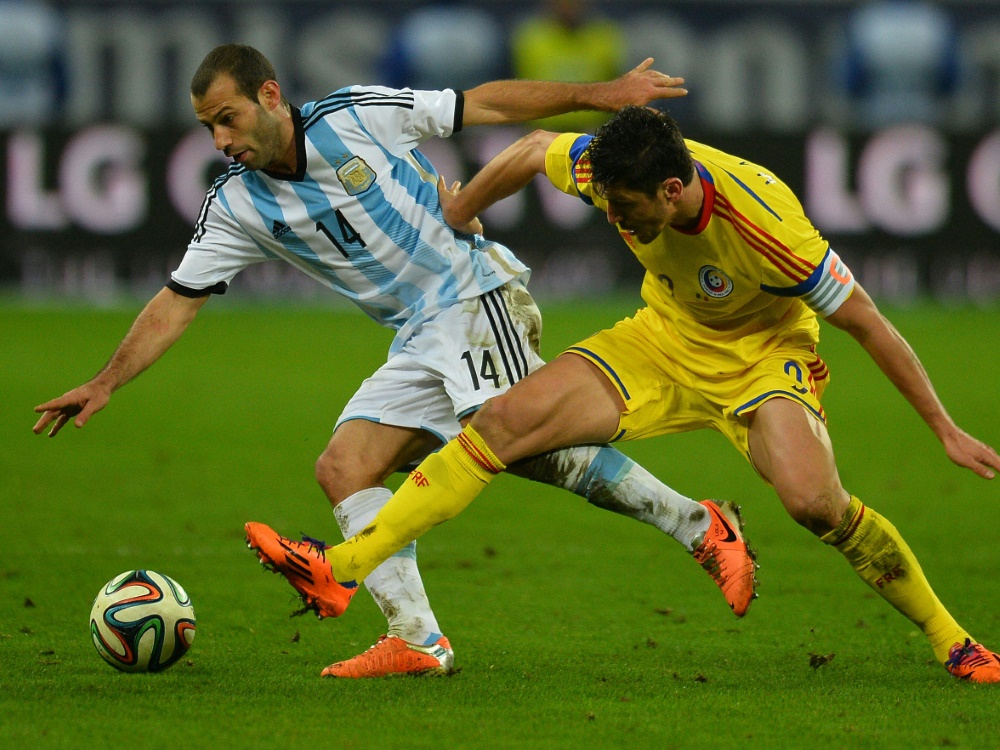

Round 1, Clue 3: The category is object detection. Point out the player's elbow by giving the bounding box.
[517,130,557,173]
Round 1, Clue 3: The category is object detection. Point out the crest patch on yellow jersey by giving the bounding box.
[699,265,734,298]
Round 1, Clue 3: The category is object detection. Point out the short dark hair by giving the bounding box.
[190,44,281,104]
[588,105,695,197]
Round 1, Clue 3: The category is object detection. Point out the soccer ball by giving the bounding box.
[89,570,196,673]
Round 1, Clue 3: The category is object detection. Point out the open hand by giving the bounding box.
[33,382,111,437]
[437,176,483,236]
[942,428,1000,479]
[605,58,687,110]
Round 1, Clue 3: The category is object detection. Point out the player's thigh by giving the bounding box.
[746,397,839,490]
[746,398,848,530]
[714,344,831,462]
[564,312,715,443]
[474,351,625,462]
[322,419,442,491]
[333,351,464,478]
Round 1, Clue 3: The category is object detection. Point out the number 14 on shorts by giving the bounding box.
[461,350,501,390]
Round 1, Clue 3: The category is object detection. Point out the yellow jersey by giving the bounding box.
[545,132,856,378]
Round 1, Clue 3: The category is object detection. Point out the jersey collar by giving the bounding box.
[673,160,715,236]
[262,106,307,182]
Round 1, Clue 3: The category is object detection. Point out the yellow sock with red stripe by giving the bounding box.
[328,424,505,583]
[822,495,969,663]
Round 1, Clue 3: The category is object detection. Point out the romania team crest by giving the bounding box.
[698,265,734,298]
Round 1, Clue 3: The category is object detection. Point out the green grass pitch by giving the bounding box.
[2,296,999,748]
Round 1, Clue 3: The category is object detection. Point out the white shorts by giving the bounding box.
[336,281,545,445]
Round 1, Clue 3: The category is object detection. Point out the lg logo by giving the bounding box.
[6,126,229,234]
[806,125,1000,236]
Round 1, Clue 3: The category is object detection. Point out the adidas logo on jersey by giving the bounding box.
[272,220,292,239]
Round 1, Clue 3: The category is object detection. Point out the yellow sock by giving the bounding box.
[328,424,505,583]
[822,496,968,663]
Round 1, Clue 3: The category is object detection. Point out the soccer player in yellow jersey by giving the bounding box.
[247,105,1000,682]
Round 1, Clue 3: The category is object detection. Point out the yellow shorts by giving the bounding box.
[565,306,830,462]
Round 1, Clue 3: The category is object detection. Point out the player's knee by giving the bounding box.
[472,393,524,449]
[314,448,342,495]
[315,443,369,503]
[778,487,848,536]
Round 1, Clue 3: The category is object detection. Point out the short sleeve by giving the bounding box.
[170,196,270,293]
[351,86,459,155]
[735,176,856,318]
[544,133,606,209]
[760,247,856,317]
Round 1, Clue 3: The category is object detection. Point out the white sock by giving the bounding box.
[334,487,443,645]
[530,445,710,551]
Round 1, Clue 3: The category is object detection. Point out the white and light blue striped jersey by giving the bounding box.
[170,86,529,352]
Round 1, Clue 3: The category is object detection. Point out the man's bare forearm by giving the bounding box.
[461,59,686,127]
[96,287,207,392]
[33,286,209,437]
[462,80,613,124]
[443,130,555,228]
[856,314,955,437]
[829,286,955,439]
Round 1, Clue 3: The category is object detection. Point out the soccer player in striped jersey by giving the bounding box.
[34,46,758,678]
[283,105,1000,683]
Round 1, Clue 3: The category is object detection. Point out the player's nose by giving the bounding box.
[214,130,232,152]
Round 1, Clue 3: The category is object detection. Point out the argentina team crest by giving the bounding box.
[698,265,734,298]
[337,156,376,195]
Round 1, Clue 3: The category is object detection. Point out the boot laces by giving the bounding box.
[946,638,989,669]
[300,533,330,559]
[692,540,725,583]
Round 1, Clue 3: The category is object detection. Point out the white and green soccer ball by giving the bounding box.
[89,570,196,673]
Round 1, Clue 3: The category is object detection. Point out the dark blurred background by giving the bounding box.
[2,0,999,304]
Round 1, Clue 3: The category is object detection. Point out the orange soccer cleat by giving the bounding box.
[244,522,357,619]
[321,635,456,678]
[691,500,759,617]
[945,638,1000,683]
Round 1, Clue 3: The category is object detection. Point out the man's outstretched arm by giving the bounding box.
[438,129,558,233]
[461,58,685,127]
[33,287,208,437]
[826,283,1000,479]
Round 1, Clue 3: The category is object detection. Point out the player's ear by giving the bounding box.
[258,80,282,111]
[663,177,684,202]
